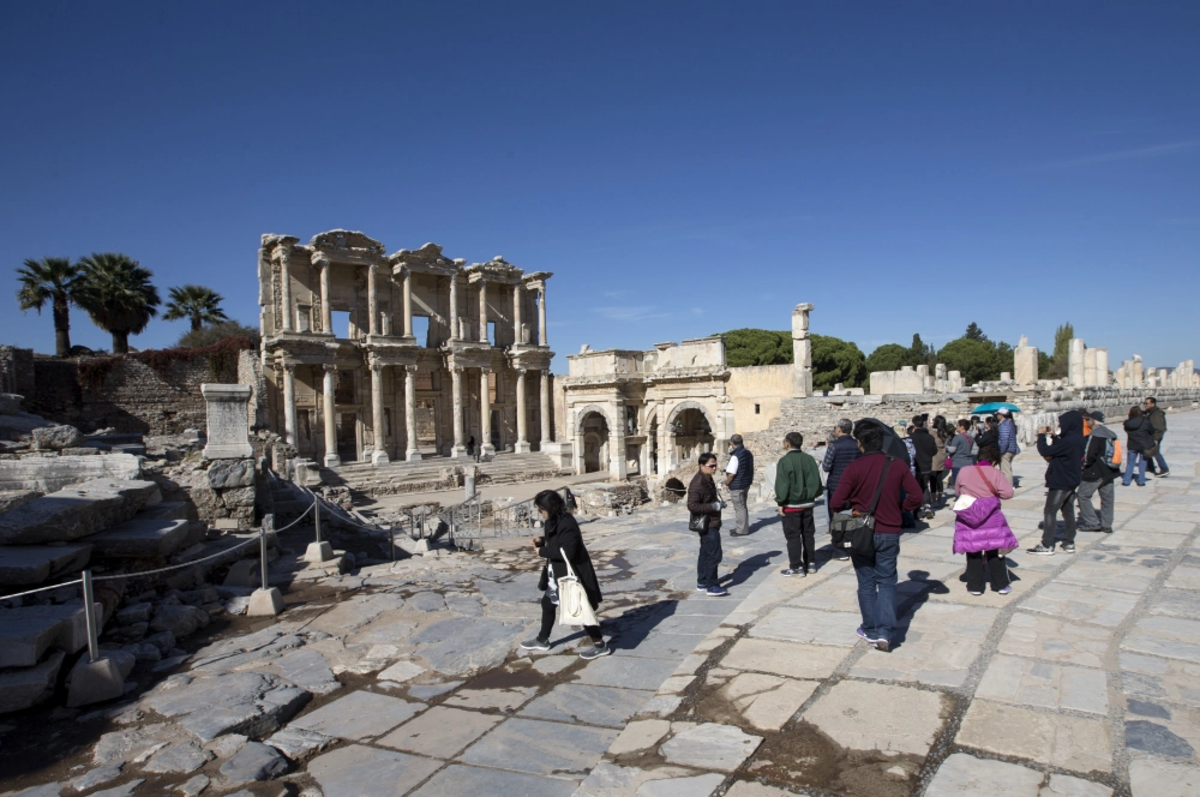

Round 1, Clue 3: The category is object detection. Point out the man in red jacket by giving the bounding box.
[830,424,924,652]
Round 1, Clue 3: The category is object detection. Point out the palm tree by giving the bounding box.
[16,257,82,357]
[163,284,229,332]
[74,253,161,354]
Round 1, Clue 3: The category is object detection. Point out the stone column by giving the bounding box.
[1132,356,1144,387]
[370,360,388,465]
[573,427,585,475]
[478,280,489,343]
[403,365,422,461]
[279,250,293,333]
[402,268,414,338]
[1068,338,1086,387]
[281,364,297,447]
[513,284,523,345]
[479,367,495,457]
[367,264,379,336]
[610,404,627,479]
[322,364,339,467]
[514,368,530,453]
[451,366,466,459]
[449,275,459,340]
[538,285,548,347]
[1084,348,1098,387]
[1095,348,1109,386]
[539,369,552,446]
[1013,335,1038,387]
[791,302,814,397]
[317,256,333,336]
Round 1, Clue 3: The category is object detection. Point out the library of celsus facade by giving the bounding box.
[258,230,562,466]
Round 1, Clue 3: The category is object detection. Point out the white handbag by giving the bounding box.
[556,555,598,627]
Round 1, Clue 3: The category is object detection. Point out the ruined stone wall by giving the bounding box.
[727,364,792,434]
[0,346,35,397]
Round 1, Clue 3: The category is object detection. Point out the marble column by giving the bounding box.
[451,366,466,458]
[791,302,814,397]
[322,364,339,467]
[402,268,414,338]
[514,368,530,453]
[609,405,627,479]
[538,285,548,347]
[404,365,421,462]
[279,250,293,332]
[539,369,552,447]
[449,275,459,340]
[1068,338,1086,387]
[370,360,388,465]
[478,280,489,344]
[573,428,585,475]
[367,264,379,336]
[318,257,333,336]
[513,284,523,344]
[1084,348,1099,387]
[480,367,495,457]
[281,363,297,446]
[1095,348,1109,386]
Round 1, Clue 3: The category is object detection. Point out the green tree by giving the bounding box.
[1044,322,1074,379]
[720,328,792,367]
[74,253,161,354]
[908,333,937,368]
[811,334,867,390]
[176,320,261,349]
[15,257,82,357]
[937,338,1000,385]
[164,284,229,332]
[964,322,990,343]
[865,343,911,374]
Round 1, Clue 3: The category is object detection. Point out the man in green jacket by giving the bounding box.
[775,431,824,576]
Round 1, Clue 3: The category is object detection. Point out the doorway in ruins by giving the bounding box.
[580,411,610,473]
[671,407,713,464]
[416,400,437,450]
[336,412,358,463]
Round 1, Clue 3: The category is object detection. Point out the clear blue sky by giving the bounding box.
[3,2,1197,372]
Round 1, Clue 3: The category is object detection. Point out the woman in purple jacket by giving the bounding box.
[953,445,1017,596]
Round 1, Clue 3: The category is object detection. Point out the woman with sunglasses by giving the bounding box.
[687,452,729,596]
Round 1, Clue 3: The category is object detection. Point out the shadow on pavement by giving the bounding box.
[722,550,782,588]
[892,568,950,648]
[601,599,680,652]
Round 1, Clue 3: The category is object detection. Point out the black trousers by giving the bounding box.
[540,592,602,644]
[965,550,1010,593]
[1041,488,1077,548]
[782,508,817,569]
[929,470,947,499]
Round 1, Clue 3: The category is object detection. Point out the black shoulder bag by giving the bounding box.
[829,457,893,557]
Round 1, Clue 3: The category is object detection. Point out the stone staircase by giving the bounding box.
[318,451,572,499]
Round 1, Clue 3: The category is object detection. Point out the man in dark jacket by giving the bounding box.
[908,415,938,519]
[1028,410,1085,556]
[724,434,755,536]
[1078,411,1117,533]
[830,425,924,653]
[822,419,861,560]
[775,432,824,576]
[1143,397,1169,478]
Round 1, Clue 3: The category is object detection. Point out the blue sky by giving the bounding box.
[2,2,1197,372]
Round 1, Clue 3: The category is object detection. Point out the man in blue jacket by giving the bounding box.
[1028,410,1085,556]
[996,408,1021,485]
[724,434,755,537]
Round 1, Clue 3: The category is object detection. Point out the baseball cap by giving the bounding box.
[996,408,1011,416]
[1088,410,1105,422]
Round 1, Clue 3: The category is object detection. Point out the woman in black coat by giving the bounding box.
[1123,406,1155,487]
[687,452,728,596]
[520,489,611,659]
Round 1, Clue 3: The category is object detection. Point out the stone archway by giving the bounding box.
[666,401,716,467]
[665,400,718,433]
[577,408,610,474]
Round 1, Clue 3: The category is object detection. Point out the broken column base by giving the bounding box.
[303,541,335,563]
[247,587,285,617]
[66,657,125,707]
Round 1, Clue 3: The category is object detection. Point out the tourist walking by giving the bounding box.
[1027,410,1085,556]
[775,432,824,576]
[952,445,1016,595]
[822,418,860,559]
[1122,406,1155,487]
[1143,397,1170,478]
[946,419,976,486]
[688,453,728,596]
[908,415,938,519]
[724,434,754,537]
[521,489,610,659]
[1078,411,1118,532]
[830,424,924,652]
[929,415,950,507]
[996,408,1020,485]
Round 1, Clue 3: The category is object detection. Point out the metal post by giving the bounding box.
[81,569,101,664]
[313,494,322,546]
[259,524,269,591]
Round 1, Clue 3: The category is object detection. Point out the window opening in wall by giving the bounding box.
[332,310,352,339]
[384,408,392,436]
[487,321,496,346]
[335,370,355,404]
[488,371,498,403]
[412,315,430,347]
[296,306,311,333]
[299,410,311,440]
[755,403,761,414]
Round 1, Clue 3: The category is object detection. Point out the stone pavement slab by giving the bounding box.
[749,606,861,647]
[376,705,502,758]
[999,612,1111,667]
[308,743,443,797]
[1128,758,1200,796]
[518,683,653,728]
[442,685,537,712]
[1018,581,1140,627]
[719,636,847,680]
[957,699,1112,772]
[1120,651,1200,709]
[850,602,998,687]
[803,680,946,756]
[458,717,616,777]
[409,763,578,797]
[573,654,681,691]
[658,722,762,771]
[976,654,1109,714]
[289,690,423,740]
[610,631,707,659]
[924,753,1045,796]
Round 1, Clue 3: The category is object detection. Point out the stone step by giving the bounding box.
[89,519,206,559]
[0,649,64,714]
[0,479,162,546]
[0,542,92,586]
[0,601,102,664]
[0,452,142,493]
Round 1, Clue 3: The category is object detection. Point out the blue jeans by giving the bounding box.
[1152,442,1169,474]
[1123,451,1147,486]
[696,526,723,587]
[852,532,899,642]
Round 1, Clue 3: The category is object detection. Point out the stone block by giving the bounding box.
[309,744,443,797]
[0,453,141,493]
[377,705,501,757]
[0,488,41,514]
[88,518,197,558]
[150,604,209,637]
[0,393,22,415]
[659,722,763,771]
[218,741,287,785]
[1,601,102,655]
[805,680,946,756]
[206,458,256,489]
[0,609,63,667]
[0,543,92,585]
[247,588,285,617]
[223,560,261,588]
[0,649,64,714]
[290,690,422,740]
[66,656,126,707]
[459,717,617,777]
[32,424,84,450]
[0,478,160,545]
[201,384,253,459]
[141,671,311,742]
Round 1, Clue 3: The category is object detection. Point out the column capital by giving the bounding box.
[452,365,464,375]
[311,253,331,269]
[281,362,296,375]
[514,366,527,376]
[405,364,420,375]
[479,365,492,375]
[368,262,380,274]
[278,248,292,265]
[370,359,384,374]
[323,363,337,374]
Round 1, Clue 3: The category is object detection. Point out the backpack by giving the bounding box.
[1102,438,1122,471]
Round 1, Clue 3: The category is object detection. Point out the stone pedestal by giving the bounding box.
[1013,336,1038,387]
[304,541,334,563]
[541,440,573,470]
[248,587,285,616]
[66,656,125,707]
[201,384,253,460]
